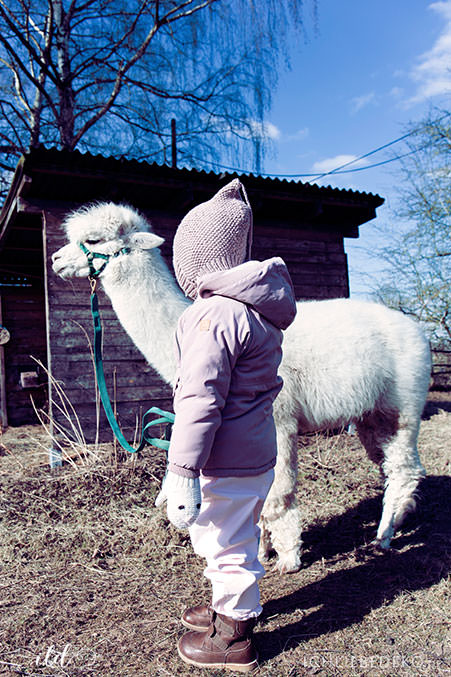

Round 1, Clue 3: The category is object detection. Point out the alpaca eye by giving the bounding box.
[85,238,101,245]
[178,505,185,510]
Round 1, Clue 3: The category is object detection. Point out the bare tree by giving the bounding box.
[0,0,315,196]
[372,111,451,347]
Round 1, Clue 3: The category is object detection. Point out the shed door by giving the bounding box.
[0,283,47,427]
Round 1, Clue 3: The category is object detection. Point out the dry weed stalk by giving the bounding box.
[72,319,141,467]
[30,357,102,468]
[0,427,26,470]
[300,429,348,471]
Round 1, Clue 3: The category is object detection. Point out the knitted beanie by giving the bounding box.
[173,179,253,298]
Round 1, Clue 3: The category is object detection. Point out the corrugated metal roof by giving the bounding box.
[23,145,384,205]
[0,145,384,243]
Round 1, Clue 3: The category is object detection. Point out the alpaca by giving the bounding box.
[52,202,432,574]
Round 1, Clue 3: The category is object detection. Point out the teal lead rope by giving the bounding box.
[82,242,174,453]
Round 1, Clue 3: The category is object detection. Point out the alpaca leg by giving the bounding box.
[376,421,425,548]
[258,514,273,562]
[357,413,425,549]
[264,497,303,574]
[259,419,302,574]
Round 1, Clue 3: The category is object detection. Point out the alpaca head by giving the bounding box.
[52,202,164,280]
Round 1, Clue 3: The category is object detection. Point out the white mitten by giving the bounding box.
[155,470,201,530]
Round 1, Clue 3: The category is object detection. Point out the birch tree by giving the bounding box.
[373,111,451,347]
[0,0,315,196]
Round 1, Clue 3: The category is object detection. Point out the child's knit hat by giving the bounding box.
[173,179,253,298]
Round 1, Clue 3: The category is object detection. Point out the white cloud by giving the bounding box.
[389,86,404,98]
[240,122,309,145]
[430,0,451,20]
[408,0,451,103]
[312,154,366,174]
[285,127,310,142]
[246,119,281,140]
[351,92,376,113]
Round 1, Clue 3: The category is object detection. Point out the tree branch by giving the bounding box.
[0,2,60,86]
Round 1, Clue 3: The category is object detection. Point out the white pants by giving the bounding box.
[188,468,274,621]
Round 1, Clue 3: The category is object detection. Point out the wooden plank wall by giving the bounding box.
[44,207,349,443]
[155,214,350,301]
[431,349,451,390]
[252,225,349,300]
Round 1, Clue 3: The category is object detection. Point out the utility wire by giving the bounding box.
[178,111,451,180]
[309,143,432,176]
[181,144,426,178]
[305,111,450,183]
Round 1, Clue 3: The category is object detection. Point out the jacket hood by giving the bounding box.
[197,257,297,330]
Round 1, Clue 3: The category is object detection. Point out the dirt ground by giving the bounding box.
[0,393,449,676]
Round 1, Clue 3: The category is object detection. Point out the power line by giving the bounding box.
[305,111,450,183]
[182,144,426,178]
[178,151,316,177]
[309,143,431,176]
[178,111,451,180]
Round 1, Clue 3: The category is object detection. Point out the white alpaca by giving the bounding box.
[52,202,432,573]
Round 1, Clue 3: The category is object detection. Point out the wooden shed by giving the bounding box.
[0,146,383,441]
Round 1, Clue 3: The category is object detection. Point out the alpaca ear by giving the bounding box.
[129,232,165,250]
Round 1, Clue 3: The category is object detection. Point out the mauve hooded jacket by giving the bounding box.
[167,257,297,478]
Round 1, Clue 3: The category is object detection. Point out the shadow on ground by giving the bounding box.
[423,398,451,417]
[258,475,451,660]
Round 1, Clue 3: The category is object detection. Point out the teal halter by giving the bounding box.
[79,242,131,279]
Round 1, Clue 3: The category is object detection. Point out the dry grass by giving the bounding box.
[0,396,449,676]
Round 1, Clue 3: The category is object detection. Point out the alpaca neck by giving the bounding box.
[101,250,190,386]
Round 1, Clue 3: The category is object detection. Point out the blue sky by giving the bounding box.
[261,0,451,296]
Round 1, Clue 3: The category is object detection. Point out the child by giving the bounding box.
[155,179,296,672]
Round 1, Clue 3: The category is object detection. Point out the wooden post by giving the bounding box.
[171,118,177,169]
[42,213,62,468]
[0,296,7,430]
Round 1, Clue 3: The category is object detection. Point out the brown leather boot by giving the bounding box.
[178,611,258,673]
[181,605,213,632]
